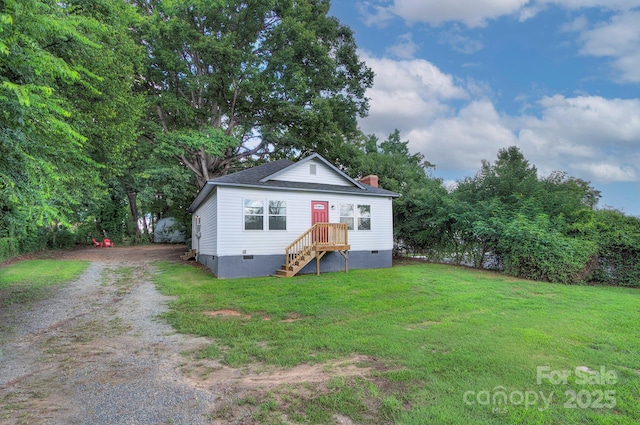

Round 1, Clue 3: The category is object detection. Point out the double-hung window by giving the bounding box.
[244,199,264,230]
[357,205,371,230]
[340,203,371,231]
[244,199,286,230]
[268,201,286,230]
[339,204,355,230]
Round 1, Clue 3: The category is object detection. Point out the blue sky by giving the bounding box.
[329,1,640,216]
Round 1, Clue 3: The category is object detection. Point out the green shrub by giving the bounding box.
[594,247,640,287]
[44,226,77,249]
[496,214,597,284]
[0,237,18,263]
[591,210,640,287]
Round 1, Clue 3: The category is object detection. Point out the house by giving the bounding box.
[186,153,400,278]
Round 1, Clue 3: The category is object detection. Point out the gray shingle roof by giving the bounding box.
[187,155,400,213]
[211,159,294,184]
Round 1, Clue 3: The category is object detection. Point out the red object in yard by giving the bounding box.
[102,238,114,247]
[91,237,102,248]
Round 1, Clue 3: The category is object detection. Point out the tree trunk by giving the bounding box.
[126,190,141,239]
[142,213,150,242]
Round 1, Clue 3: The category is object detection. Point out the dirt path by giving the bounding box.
[0,245,373,425]
[0,245,219,425]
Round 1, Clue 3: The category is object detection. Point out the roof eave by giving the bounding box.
[209,181,400,198]
[186,182,217,214]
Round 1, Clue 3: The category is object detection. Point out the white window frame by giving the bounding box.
[268,200,287,231]
[243,198,287,231]
[340,203,371,231]
[243,199,265,230]
[339,203,355,230]
[357,204,371,231]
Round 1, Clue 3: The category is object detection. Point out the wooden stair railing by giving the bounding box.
[276,223,349,277]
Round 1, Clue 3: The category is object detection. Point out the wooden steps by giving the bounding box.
[274,223,351,278]
[181,249,197,261]
[274,251,316,277]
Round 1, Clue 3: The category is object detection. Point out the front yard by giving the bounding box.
[1,253,638,423]
[154,261,640,424]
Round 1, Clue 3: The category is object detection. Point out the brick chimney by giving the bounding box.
[359,174,379,188]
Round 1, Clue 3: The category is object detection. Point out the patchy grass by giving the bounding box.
[102,266,137,298]
[0,260,88,306]
[153,262,640,424]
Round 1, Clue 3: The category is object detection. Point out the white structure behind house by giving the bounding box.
[154,217,186,243]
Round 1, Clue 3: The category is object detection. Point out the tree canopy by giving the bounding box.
[136,0,373,188]
[0,0,148,255]
[1,0,102,254]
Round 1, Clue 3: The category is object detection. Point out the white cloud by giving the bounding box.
[539,0,640,9]
[359,0,640,28]
[356,1,396,27]
[359,53,516,170]
[560,15,589,32]
[425,94,640,183]
[439,28,484,54]
[363,53,468,100]
[407,101,518,170]
[571,163,637,183]
[359,53,640,184]
[530,95,640,146]
[465,78,493,98]
[385,33,420,59]
[515,95,640,181]
[393,0,529,27]
[518,5,546,22]
[359,53,468,136]
[576,11,640,83]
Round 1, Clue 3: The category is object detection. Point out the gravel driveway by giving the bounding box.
[0,245,219,425]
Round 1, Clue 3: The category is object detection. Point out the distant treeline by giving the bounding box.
[382,142,640,287]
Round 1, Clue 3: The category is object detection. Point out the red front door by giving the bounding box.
[311,201,329,243]
[311,201,328,225]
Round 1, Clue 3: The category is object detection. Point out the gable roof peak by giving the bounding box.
[259,153,365,189]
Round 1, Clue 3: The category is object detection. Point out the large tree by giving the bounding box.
[348,130,450,255]
[0,0,104,254]
[57,0,148,241]
[0,0,152,255]
[136,0,373,188]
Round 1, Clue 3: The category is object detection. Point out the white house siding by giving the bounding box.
[193,189,218,255]
[216,186,393,257]
[269,158,353,186]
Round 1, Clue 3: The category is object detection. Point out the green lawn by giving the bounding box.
[0,260,88,306]
[155,262,640,424]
